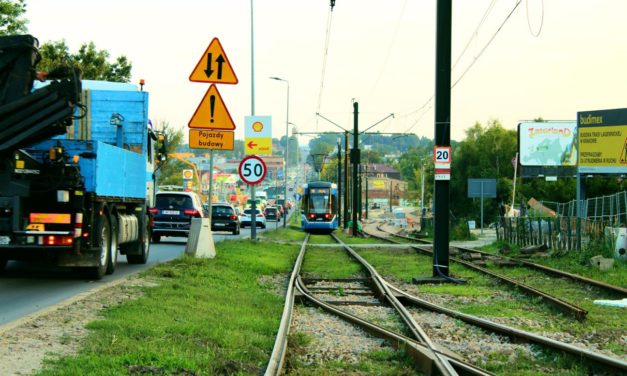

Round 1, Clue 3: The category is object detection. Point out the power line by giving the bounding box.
[404,0,523,134]
[315,1,336,131]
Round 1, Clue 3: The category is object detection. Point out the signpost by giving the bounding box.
[467,178,497,234]
[188,37,239,254]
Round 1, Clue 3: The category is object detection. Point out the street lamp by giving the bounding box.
[270,76,289,228]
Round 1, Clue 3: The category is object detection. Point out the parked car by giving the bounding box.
[150,191,205,242]
[211,203,240,235]
[264,206,280,221]
[240,208,266,228]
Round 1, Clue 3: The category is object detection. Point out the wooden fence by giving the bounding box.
[497,216,625,251]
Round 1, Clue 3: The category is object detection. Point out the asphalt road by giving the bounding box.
[0,221,284,327]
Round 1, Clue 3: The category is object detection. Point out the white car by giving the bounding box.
[240,208,266,228]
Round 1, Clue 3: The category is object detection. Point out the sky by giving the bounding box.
[24,0,627,145]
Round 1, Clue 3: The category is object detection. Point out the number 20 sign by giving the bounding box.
[433,146,452,164]
[238,155,267,185]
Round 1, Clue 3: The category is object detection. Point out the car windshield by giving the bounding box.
[212,206,233,215]
[156,194,194,210]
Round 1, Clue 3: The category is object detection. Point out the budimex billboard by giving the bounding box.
[577,108,627,174]
[519,121,577,167]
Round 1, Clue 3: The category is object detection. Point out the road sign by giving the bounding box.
[189,130,234,150]
[244,116,272,155]
[189,84,236,130]
[189,38,238,84]
[238,156,267,185]
[433,145,452,164]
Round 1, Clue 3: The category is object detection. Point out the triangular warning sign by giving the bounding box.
[188,85,236,130]
[189,38,238,84]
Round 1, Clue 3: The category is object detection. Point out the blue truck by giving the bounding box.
[0,35,166,278]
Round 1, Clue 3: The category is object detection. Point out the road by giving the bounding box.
[0,222,282,327]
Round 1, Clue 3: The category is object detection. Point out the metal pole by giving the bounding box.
[207,150,214,222]
[344,131,350,228]
[365,166,369,220]
[250,0,257,240]
[352,102,359,235]
[284,82,289,228]
[480,181,484,235]
[337,137,342,226]
[433,0,452,277]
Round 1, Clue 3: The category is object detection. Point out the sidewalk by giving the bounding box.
[450,229,497,248]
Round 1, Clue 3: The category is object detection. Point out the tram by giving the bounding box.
[301,181,339,233]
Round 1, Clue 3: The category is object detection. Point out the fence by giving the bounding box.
[498,191,627,250]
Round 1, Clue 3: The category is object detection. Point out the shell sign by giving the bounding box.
[182,169,194,180]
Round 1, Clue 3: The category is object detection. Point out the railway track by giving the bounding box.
[264,232,627,375]
[365,225,626,320]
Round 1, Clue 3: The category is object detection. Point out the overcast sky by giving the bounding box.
[25,0,627,145]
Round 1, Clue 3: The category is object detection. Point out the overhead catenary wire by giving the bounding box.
[315,1,336,132]
[404,0,523,134]
[526,0,544,37]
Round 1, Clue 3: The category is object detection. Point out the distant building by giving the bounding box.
[363,163,407,207]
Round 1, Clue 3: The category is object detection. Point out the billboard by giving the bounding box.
[519,121,577,167]
[577,108,627,174]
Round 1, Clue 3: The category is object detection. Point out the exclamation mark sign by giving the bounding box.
[209,95,216,123]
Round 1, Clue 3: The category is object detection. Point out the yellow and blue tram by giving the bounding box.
[301,181,339,233]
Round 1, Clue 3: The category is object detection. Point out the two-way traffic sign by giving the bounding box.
[189,38,238,84]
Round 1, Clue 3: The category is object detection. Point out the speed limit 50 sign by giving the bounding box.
[238,155,267,185]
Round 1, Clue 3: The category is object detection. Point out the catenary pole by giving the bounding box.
[433,0,452,277]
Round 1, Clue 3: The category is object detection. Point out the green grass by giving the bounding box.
[301,246,363,278]
[37,240,299,376]
[261,225,306,242]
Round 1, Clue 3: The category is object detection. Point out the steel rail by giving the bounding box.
[367,227,589,320]
[330,233,493,376]
[377,225,626,296]
[412,244,588,320]
[387,283,627,373]
[264,233,309,376]
[266,233,493,375]
[452,244,627,296]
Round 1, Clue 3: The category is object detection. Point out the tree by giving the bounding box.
[0,0,27,35]
[154,122,186,187]
[38,40,132,82]
[449,120,518,222]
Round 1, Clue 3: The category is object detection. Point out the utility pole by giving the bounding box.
[433,0,452,277]
[337,137,342,226]
[344,131,350,229]
[351,102,359,235]
[364,164,369,219]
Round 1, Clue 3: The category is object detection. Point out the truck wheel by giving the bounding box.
[125,213,150,264]
[88,214,111,279]
[106,214,119,275]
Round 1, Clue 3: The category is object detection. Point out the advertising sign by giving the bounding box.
[578,108,627,174]
[519,121,577,167]
[244,116,272,155]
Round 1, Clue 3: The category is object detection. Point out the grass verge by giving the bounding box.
[37,239,298,376]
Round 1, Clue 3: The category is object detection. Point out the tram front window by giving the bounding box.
[309,191,330,214]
